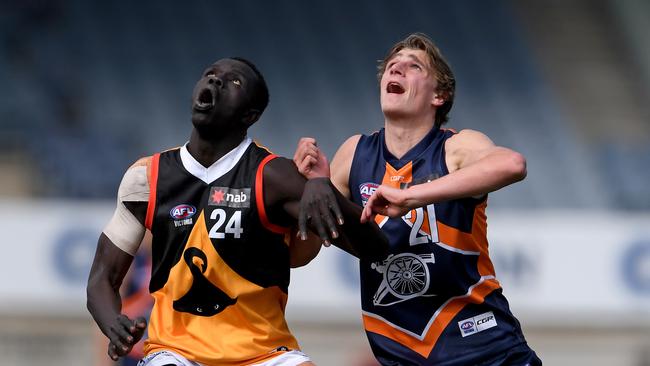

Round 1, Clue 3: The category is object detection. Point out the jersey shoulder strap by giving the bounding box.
[144,153,161,230]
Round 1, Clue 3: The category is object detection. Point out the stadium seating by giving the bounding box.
[0,0,647,209]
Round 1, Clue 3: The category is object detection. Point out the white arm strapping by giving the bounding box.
[103,165,148,256]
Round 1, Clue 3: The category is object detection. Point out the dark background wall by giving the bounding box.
[1,0,649,208]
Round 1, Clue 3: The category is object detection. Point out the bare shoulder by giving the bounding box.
[338,134,363,155]
[331,134,362,170]
[445,129,496,172]
[330,134,362,197]
[446,129,495,150]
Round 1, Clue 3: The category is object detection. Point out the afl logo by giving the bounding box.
[460,321,474,330]
[170,204,197,219]
[359,182,379,200]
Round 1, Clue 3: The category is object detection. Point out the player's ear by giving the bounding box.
[241,109,261,127]
[432,92,445,107]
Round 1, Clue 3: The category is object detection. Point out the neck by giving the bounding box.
[383,114,436,159]
[187,128,247,168]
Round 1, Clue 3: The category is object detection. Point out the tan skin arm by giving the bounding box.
[293,135,361,198]
[361,129,526,221]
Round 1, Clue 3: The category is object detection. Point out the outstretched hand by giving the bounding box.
[293,137,330,179]
[360,185,412,223]
[299,177,344,246]
[107,314,147,361]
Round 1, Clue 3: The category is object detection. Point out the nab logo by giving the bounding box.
[209,187,251,208]
[170,204,197,220]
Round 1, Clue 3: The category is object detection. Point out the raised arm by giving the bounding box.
[293,135,361,198]
[87,163,149,361]
[361,129,526,220]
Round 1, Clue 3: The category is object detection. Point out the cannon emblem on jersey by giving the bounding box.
[371,252,435,306]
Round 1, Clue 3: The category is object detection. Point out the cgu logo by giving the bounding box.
[359,182,379,200]
[476,315,494,325]
[170,204,197,220]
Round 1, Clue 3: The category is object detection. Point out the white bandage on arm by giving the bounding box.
[103,165,149,256]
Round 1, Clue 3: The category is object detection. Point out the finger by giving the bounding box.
[130,317,147,342]
[297,155,318,175]
[108,333,129,355]
[328,194,344,226]
[293,140,309,163]
[293,141,305,162]
[364,192,378,211]
[108,343,119,361]
[319,197,338,240]
[361,203,374,223]
[299,137,317,146]
[367,188,389,208]
[311,206,331,247]
[298,204,309,241]
[294,156,315,175]
[113,319,135,344]
[294,138,318,162]
[303,145,319,159]
[118,314,135,331]
[134,317,147,329]
[360,205,369,223]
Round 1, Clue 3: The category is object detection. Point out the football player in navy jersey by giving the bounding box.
[294,33,541,365]
[87,57,387,366]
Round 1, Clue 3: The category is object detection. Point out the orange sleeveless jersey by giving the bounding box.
[141,142,299,365]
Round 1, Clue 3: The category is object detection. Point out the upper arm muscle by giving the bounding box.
[445,129,496,173]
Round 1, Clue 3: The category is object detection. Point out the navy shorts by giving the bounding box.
[478,344,541,366]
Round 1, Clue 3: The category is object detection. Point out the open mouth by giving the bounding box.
[386,82,405,94]
[194,88,215,111]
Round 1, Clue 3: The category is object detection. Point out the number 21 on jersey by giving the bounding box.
[402,204,439,246]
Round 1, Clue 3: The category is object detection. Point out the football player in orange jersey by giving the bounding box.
[87,57,387,366]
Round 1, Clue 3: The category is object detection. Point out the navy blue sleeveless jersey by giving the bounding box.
[349,127,539,365]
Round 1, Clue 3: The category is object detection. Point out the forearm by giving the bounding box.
[330,182,389,260]
[87,276,123,337]
[408,149,526,206]
[86,235,133,337]
[289,229,321,268]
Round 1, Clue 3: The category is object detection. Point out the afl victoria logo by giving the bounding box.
[359,182,379,206]
[460,321,474,330]
[170,204,197,219]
